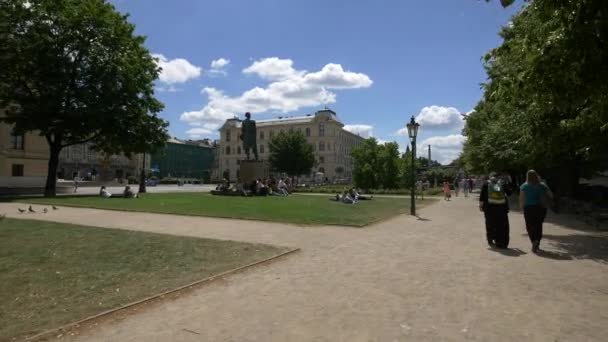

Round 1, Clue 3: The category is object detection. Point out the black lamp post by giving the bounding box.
[406,116,420,215]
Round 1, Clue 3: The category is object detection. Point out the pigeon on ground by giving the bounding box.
[43,208,48,214]
[18,208,26,213]
[28,206,36,213]
[52,206,58,210]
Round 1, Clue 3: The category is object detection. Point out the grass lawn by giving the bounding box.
[0,218,289,340]
[21,193,432,226]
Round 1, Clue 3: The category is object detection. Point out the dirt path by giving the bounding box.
[2,197,608,342]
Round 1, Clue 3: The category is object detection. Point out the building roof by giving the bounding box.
[221,109,344,130]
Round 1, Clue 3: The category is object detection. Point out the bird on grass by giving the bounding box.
[43,208,48,214]
[52,206,58,210]
[18,208,26,213]
[28,206,36,213]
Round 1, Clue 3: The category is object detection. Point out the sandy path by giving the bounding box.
[2,198,608,342]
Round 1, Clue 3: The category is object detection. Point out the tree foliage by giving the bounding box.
[352,139,421,190]
[0,0,168,196]
[268,129,315,177]
[463,0,608,195]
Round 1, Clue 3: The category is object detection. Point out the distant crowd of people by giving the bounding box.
[215,177,293,197]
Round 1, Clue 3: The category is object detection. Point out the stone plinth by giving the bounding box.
[239,160,269,184]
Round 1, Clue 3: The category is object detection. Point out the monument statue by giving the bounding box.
[240,112,258,160]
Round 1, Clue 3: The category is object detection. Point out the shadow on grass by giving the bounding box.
[487,247,527,257]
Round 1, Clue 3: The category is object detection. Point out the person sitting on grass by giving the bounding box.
[277,178,290,196]
[341,190,357,204]
[99,186,112,198]
[123,186,138,198]
[353,188,373,200]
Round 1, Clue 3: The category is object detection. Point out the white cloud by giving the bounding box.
[242,57,304,81]
[185,123,220,138]
[153,53,202,85]
[303,63,372,89]
[343,124,374,138]
[210,58,230,76]
[419,134,466,164]
[414,105,464,130]
[181,57,373,135]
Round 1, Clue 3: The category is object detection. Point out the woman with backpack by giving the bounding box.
[519,170,553,254]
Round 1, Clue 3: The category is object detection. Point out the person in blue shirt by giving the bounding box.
[519,169,553,253]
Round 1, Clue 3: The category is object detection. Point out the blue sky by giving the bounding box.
[111,0,522,164]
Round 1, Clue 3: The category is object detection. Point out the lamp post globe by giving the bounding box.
[406,116,420,215]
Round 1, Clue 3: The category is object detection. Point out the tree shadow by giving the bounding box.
[541,234,608,264]
[487,247,527,257]
[535,249,573,261]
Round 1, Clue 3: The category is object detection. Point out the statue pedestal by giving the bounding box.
[239,160,269,184]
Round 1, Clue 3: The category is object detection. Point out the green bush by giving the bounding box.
[127,176,137,184]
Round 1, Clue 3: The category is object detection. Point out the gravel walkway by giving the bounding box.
[2,197,607,342]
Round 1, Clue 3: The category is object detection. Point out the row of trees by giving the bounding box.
[462,0,608,196]
[350,138,450,190]
[1,0,169,196]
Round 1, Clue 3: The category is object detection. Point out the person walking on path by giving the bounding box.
[480,174,510,248]
[519,169,553,254]
[443,181,452,201]
[461,179,469,198]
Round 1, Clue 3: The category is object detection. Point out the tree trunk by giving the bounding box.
[44,144,61,197]
[138,153,147,193]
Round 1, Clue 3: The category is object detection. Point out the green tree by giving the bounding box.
[351,138,380,190]
[268,129,315,177]
[463,0,608,196]
[377,142,400,189]
[0,0,168,196]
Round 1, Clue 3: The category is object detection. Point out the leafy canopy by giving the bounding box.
[268,129,315,177]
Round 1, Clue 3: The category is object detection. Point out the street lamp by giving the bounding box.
[406,116,420,216]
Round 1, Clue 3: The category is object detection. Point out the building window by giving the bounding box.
[260,145,265,153]
[319,123,325,137]
[327,143,331,151]
[319,141,325,151]
[318,167,325,173]
[226,131,231,142]
[260,131,265,140]
[319,156,325,163]
[12,164,24,177]
[305,127,311,137]
[10,132,24,150]
[226,146,231,155]
[237,146,241,154]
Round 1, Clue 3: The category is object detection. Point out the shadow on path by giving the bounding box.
[542,234,608,263]
[487,247,527,257]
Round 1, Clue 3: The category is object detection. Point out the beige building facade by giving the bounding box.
[218,109,365,182]
[0,122,49,189]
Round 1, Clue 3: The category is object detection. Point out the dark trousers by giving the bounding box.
[524,205,547,243]
[484,205,510,248]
